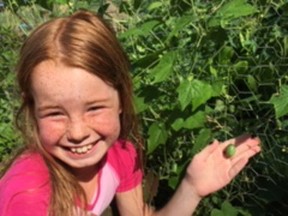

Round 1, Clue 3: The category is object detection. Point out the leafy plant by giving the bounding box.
[117,0,288,215]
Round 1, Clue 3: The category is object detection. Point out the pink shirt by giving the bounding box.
[0,140,143,216]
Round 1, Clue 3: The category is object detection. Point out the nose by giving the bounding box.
[66,118,90,143]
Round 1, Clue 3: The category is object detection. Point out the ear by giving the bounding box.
[21,92,27,101]
[117,93,122,114]
[118,106,122,114]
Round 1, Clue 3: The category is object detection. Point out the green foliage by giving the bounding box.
[1,0,288,215]
[211,201,239,216]
[269,85,288,118]
[118,0,288,215]
[0,17,22,162]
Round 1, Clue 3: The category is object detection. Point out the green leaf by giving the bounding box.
[212,81,226,97]
[133,96,148,113]
[246,75,257,91]
[168,162,187,189]
[209,65,218,77]
[166,15,196,43]
[171,118,184,131]
[211,209,224,216]
[148,1,163,11]
[210,201,239,216]
[119,20,160,38]
[49,0,67,4]
[177,79,213,111]
[192,128,212,154]
[222,201,238,216]
[147,122,168,154]
[149,51,176,84]
[183,111,206,129]
[168,176,179,190]
[177,79,193,111]
[269,85,288,118]
[218,46,234,64]
[132,49,164,69]
[171,111,206,131]
[190,80,213,111]
[208,0,258,27]
[233,60,248,74]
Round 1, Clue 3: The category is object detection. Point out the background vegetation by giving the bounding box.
[1,0,288,215]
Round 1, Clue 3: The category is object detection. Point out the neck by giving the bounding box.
[71,164,99,183]
[71,164,100,203]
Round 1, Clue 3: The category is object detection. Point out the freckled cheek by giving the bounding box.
[37,120,67,147]
[89,113,121,136]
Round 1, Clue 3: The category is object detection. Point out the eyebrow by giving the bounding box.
[36,98,111,111]
[36,105,61,112]
[85,97,111,105]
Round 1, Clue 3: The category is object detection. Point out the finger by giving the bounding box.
[229,145,261,178]
[231,145,261,163]
[232,138,261,159]
[222,134,252,147]
[222,134,261,154]
[229,157,249,178]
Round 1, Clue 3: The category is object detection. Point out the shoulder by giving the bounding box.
[106,140,143,192]
[1,151,50,188]
[107,140,140,171]
[0,151,51,215]
[108,139,138,157]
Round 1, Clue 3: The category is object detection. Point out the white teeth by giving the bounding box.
[70,144,93,154]
[76,148,83,153]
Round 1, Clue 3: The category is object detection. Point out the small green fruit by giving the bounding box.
[225,144,236,158]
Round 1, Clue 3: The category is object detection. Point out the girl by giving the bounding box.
[0,10,261,216]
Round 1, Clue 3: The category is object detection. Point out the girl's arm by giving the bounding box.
[116,181,201,216]
[116,134,261,216]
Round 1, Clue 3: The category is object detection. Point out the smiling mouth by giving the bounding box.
[66,143,94,154]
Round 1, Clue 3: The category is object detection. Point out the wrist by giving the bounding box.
[180,177,203,202]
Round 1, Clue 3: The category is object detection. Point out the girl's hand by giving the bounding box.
[184,134,261,198]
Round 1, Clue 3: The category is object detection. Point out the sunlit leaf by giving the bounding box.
[166,15,196,43]
[177,79,213,111]
[149,51,176,84]
[147,122,168,154]
[190,80,213,111]
[192,128,212,154]
[119,20,160,38]
[148,1,163,11]
[177,79,193,111]
[208,0,258,27]
[183,111,206,129]
[171,118,184,131]
[269,85,288,118]
[133,96,148,113]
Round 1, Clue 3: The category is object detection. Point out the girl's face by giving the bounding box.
[31,60,122,170]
